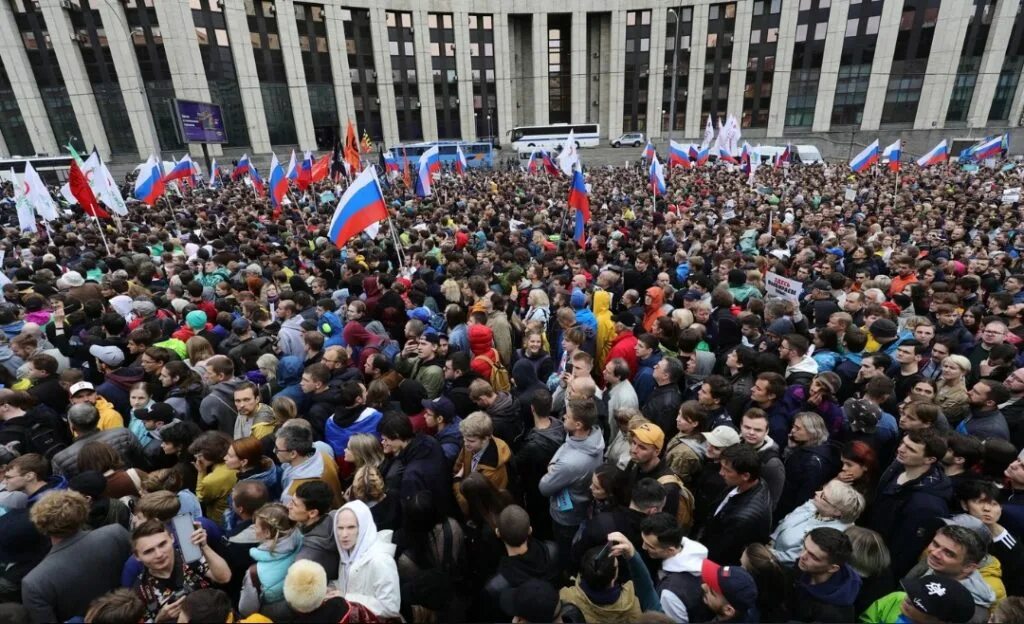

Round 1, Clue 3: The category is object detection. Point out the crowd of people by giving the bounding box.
[0,153,1022,624]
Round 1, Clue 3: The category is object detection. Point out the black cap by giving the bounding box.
[811,279,831,292]
[613,311,636,327]
[901,576,975,623]
[136,402,176,423]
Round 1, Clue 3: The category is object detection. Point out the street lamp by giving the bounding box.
[486,113,492,143]
[667,6,683,142]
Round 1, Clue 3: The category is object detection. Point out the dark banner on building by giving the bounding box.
[173,99,228,144]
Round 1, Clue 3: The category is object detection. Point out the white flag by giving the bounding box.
[557,130,580,176]
[702,115,715,149]
[11,171,35,233]
[23,162,58,221]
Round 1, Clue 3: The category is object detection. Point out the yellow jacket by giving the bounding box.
[95,396,124,431]
[593,291,616,371]
[196,462,238,527]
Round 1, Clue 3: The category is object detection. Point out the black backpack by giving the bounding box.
[4,421,67,461]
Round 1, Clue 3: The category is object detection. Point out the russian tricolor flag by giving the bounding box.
[383,151,400,173]
[134,155,165,206]
[642,141,655,162]
[916,140,949,168]
[328,167,389,250]
[286,149,298,182]
[208,158,220,188]
[248,161,265,197]
[718,147,738,165]
[775,144,791,169]
[696,146,710,166]
[455,145,468,176]
[527,150,539,174]
[415,145,441,197]
[232,154,251,181]
[649,154,667,196]
[883,140,901,172]
[669,141,690,168]
[849,139,879,174]
[972,135,1005,160]
[162,154,195,183]
[268,153,288,210]
[568,169,590,247]
[541,149,560,176]
[297,151,313,190]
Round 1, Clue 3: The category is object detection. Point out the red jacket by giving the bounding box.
[606,330,639,378]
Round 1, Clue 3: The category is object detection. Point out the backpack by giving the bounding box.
[379,340,401,364]
[428,310,447,334]
[4,421,66,461]
[476,352,511,393]
[657,473,696,532]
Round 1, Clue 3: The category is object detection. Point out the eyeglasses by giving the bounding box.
[274,447,293,455]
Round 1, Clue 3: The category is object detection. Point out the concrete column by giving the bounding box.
[859,0,904,131]
[411,10,437,142]
[532,13,549,125]
[39,0,110,159]
[608,9,627,140]
[369,7,399,146]
[1009,69,1024,127]
[914,0,973,129]
[0,1,58,155]
[812,0,850,132]
[222,0,271,153]
[493,12,514,140]
[597,14,612,136]
[727,0,754,121]
[571,11,588,123]
[453,11,476,141]
[684,4,708,139]
[152,0,221,156]
[275,0,316,149]
[766,0,799,137]
[646,8,667,140]
[322,4,355,135]
[967,0,1019,127]
[96,0,161,159]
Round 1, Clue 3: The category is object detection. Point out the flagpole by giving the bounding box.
[92,212,111,256]
[386,214,405,270]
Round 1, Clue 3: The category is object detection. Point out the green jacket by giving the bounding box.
[394,355,445,399]
[860,591,904,624]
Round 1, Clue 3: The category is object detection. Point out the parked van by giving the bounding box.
[754,144,825,164]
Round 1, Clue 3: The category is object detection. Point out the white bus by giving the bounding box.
[509,123,601,153]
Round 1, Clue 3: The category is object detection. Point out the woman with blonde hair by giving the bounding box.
[185,336,216,377]
[770,479,865,564]
[937,354,971,425]
[524,289,551,328]
[846,526,894,614]
[343,433,385,471]
[348,465,400,532]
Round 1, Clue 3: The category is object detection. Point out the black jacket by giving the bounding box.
[445,372,483,418]
[776,442,840,518]
[642,384,683,439]
[28,377,68,416]
[696,480,772,565]
[707,307,741,354]
[305,388,342,438]
[398,434,452,515]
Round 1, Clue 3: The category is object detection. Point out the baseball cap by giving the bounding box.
[703,425,741,448]
[901,576,975,623]
[68,381,95,397]
[89,344,124,367]
[136,402,177,423]
[232,318,251,333]
[811,279,831,292]
[498,579,561,622]
[701,560,758,615]
[613,311,636,328]
[843,397,881,434]
[421,396,456,423]
[419,332,441,345]
[409,307,433,323]
[630,422,665,452]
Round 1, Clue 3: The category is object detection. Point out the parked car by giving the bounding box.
[612,132,644,148]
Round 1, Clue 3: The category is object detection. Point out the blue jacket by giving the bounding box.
[273,356,309,412]
[634,352,664,406]
[319,311,345,348]
[324,407,383,458]
[250,530,303,603]
[435,416,463,468]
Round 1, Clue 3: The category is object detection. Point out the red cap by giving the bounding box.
[701,559,722,595]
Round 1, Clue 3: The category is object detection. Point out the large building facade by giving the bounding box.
[1,0,1022,161]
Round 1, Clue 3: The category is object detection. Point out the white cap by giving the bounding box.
[68,381,95,396]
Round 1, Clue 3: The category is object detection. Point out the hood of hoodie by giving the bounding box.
[786,355,819,376]
[212,377,247,401]
[342,322,382,348]
[645,286,665,311]
[662,538,709,574]
[362,276,382,300]
[468,324,495,356]
[500,537,555,585]
[511,359,543,391]
[320,311,344,339]
[566,426,605,457]
[529,418,566,446]
[798,564,862,607]
[250,529,303,562]
[570,288,586,310]
[286,449,326,481]
[0,321,25,339]
[593,290,612,317]
[27,475,68,503]
[277,355,305,386]
[104,366,146,391]
[958,569,997,607]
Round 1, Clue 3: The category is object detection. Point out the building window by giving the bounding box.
[882,0,940,124]
[662,8,692,134]
[785,0,831,128]
[945,0,996,123]
[469,13,496,139]
[743,1,782,128]
[623,10,651,132]
[549,14,572,123]
[831,0,883,125]
[701,3,735,123]
[343,8,381,141]
[387,11,420,141]
[429,12,460,138]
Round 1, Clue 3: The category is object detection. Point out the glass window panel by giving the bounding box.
[443,14,452,29]
[707,33,717,47]
[642,10,651,24]
[267,33,279,49]
[767,27,778,42]
[815,22,828,40]
[796,24,808,42]
[627,12,636,26]
[195,27,209,45]
[389,40,399,55]
[404,41,413,55]
[751,30,761,44]
[428,14,437,28]
[640,38,649,52]
[866,15,880,34]
[430,42,440,55]
[771,0,782,13]
[401,13,411,28]
[820,0,831,7]
[846,19,858,37]
[250,32,262,48]
[754,1,764,16]
[386,12,396,27]
[800,0,811,10]
[484,43,492,55]
[215,29,229,47]
[710,6,719,20]
[725,4,736,19]
[483,15,492,29]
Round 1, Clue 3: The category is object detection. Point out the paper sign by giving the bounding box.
[963,164,979,172]
[319,191,336,203]
[765,271,804,302]
[844,188,857,202]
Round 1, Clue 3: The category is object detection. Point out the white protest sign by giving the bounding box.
[844,188,856,202]
[765,271,803,303]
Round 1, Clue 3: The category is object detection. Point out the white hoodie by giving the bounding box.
[658,537,709,623]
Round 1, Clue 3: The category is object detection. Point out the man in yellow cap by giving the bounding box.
[625,422,687,524]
